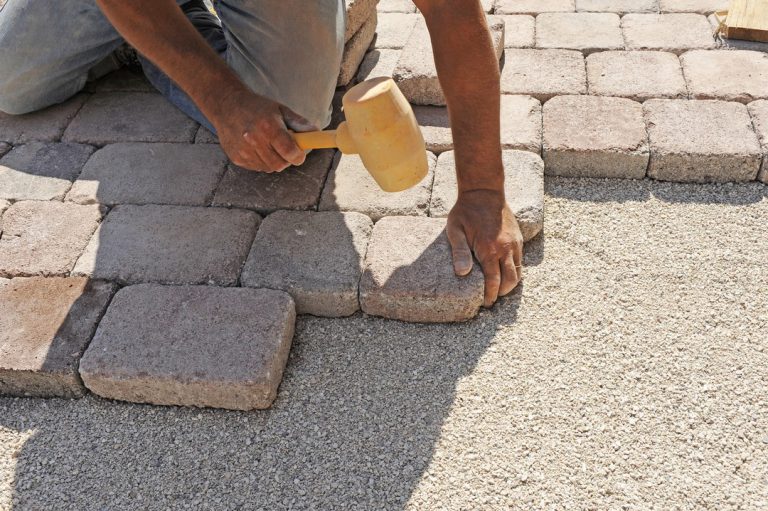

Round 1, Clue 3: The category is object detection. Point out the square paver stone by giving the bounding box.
[339,11,378,86]
[357,49,401,82]
[536,13,623,54]
[360,216,484,323]
[621,14,716,54]
[62,92,197,145]
[79,284,295,410]
[576,0,657,13]
[747,100,768,183]
[429,150,544,241]
[660,0,728,13]
[73,204,260,285]
[644,99,762,182]
[319,151,436,220]
[375,12,418,48]
[0,277,115,398]
[212,149,335,213]
[499,15,535,48]
[0,201,103,278]
[496,0,576,14]
[66,143,227,206]
[0,142,95,200]
[241,211,373,317]
[543,95,649,179]
[0,95,87,145]
[501,49,587,100]
[681,50,768,103]
[586,51,687,101]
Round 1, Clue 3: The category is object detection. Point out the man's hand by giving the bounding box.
[447,190,523,308]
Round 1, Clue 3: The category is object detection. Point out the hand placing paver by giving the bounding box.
[535,13,623,54]
[241,211,372,317]
[495,0,576,14]
[360,216,484,323]
[429,150,544,242]
[659,0,728,13]
[747,100,768,184]
[0,277,115,398]
[586,51,687,101]
[621,14,716,54]
[644,99,762,182]
[543,95,649,179]
[0,142,95,201]
[681,50,768,104]
[575,0,658,13]
[501,49,587,100]
[0,95,86,145]
[73,204,259,285]
[79,284,295,410]
[339,11,378,86]
[66,143,227,206]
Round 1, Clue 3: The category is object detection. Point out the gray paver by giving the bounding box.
[543,95,649,179]
[586,51,688,101]
[501,49,587,100]
[356,49,401,82]
[499,15,536,48]
[660,0,728,13]
[194,126,218,144]
[0,142,95,200]
[681,50,768,103]
[536,13,623,54]
[622,14,716,54]
[747,100,768,183]
[73,204,259,285]
[0,142,10,158]
[346,0,378,42]
[576,0,657,13]
[0,277,115,398]
[339,11,378,86]
[375,13,418,48]
[495,0,576,14]
[212,149,335,213]
[79,284,295,410]
[319,151,436,221]
[0,201,102,278]
[360,216,484,323]
[644,99,762,182]
[241,211,373,317]
[0,95,87,145]
[62,92,198,145]
[429,150,544,241]
[66,143,227,206]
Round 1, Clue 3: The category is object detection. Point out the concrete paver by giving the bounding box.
[586,50,687,101]
[79,284,295,410]
[241,211,373,317]
[659,0,728,13]
[0,95,87,145]
[681,50,768,103]
[375,13,417,49]
[194,126,218,144]
[622,14,716,54]
[339,11,378,86]
[0,277,115,398]
[543,95,649,179]
[360,216,484,323]
[0,142,95,201]
[376,0,416,12]
[345,0,378,42]
[536,13,623,54]
[356,49,401,82]
[644,99,762,182]
[499,15,535,48]
[0,142,10,158]
[73,205,259,286]
[495,0,576,14]
[501,49,587,100]
[66,143,227,206]
[412,106,453,154]
[747,100,768,183]
[576,0,657,12]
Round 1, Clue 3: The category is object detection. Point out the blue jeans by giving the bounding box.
[0,0,345,132]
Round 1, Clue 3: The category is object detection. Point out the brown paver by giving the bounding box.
[0,201,102,278]
[241,211,373,317]
[644,99,762,182]
[501,49,587,101]
[536,13,623,54]
[66,143,227,206]
[359,216,484,323]
[79,284,295,410]
[495,0,576,14]
[576,0,657,13]
[622,14,716,54]
[0,277,115,398]
[356,49,401,82]
[0,142,95,201]
[62,92,197,145]
[339,11,378,86]
[73,204,259,285]
[429,150,544,241]
[659,0,728,13]
[747,100,768,183]
[0,95,87,145]
[499,15,536,48]
[586,51,687,101]
[212,149,334,213]
[346,0,378,42]
[375,12,418,49]
[543,95,649,179]
[681,50,768,103]
[318,151,436,220]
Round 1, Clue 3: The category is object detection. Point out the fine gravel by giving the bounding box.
[1,178,767,510]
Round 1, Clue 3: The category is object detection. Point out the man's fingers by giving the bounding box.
[272,129,306,166]
[243,131,290,172]
[446,223,473,276]
[481,258,502,308]
[499,254,520,297]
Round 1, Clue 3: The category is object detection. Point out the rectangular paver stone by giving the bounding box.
[499,15,536,48]
[747,100,768,183]
[496,0,575,14]
[0,95,87,145]
[660,0,728,13]
[543,95,649,178]
[0,142,95,200]
[319,151,436,220]
[644,99,762,182]
[339,11,378,86]
[66,143,227,206]
[346,0,378,42]
[501,49,587,100]
[536,13,623,53]
[0,201,103,277]
[62,92,197,145]
[357,49,401,82]
[241,211,373,317]
[576,0,657,13]
[360,216,484,323]
[429,150,544,241]
[79,284,295,410]
[375,12,417,48]
[0,277,115,398]
[212,149,335,213]
[681,50,768,103]
[586,51,687,101]
[73,204,259,285]
[622,14,716,54]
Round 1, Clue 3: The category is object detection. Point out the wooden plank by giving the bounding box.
[726,0,768,42]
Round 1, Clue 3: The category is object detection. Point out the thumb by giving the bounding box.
[446,222,473,277]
